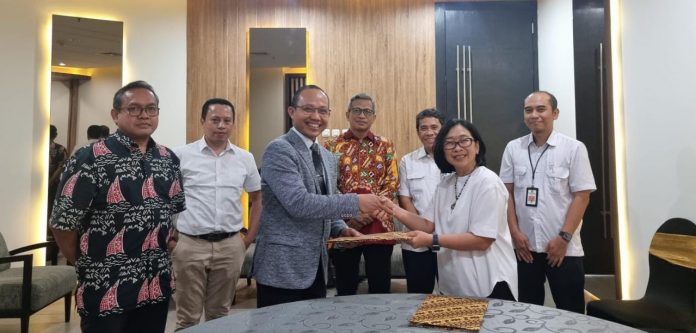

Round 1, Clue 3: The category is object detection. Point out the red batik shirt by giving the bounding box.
[324,130,399,234]
[49,130,186,318]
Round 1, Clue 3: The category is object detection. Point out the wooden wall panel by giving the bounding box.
[187,0,436,157]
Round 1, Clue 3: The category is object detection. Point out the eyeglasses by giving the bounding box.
[296,105,331,117]
[121,105,160,117]
[443,137,474,150]
[349,107,375,116]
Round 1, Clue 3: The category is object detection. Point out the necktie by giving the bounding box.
[310,143,327,194]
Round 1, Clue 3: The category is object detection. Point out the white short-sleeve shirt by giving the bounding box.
[173,138,261,235]
[424,167,518,299]
[398,147,443,252]
[499,131,596,256]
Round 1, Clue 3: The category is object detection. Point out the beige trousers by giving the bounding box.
[172,233,245,330]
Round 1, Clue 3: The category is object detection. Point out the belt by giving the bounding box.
[180,231,238,242]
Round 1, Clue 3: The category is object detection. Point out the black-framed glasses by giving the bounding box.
[348,107,375,116]
[443,137,474,150]
[121,105,160,117]
[296,105,331,117]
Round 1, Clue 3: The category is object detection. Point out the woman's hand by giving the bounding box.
[405,230,433,248]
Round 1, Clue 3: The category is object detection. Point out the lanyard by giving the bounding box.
[527,142,550,186]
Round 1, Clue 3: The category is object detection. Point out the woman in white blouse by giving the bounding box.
[391,119,518,300]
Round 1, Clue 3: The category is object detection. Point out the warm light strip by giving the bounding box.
[40,11,125,261]
[609,0,631,299]
[51,66,94,76]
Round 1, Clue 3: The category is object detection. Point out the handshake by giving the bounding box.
[349,194,394,228]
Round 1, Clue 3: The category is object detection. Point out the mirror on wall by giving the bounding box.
[48,15,123,255]
[248,27,306,167]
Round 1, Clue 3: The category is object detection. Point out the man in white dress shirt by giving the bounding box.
[500,91,596,313]
[397,108,445,293]
[170,98,262,329]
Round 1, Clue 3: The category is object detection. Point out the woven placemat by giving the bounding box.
[326,231,411,245]
[409,295,489,331]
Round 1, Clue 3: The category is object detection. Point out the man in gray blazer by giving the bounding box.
[252,85,390,307]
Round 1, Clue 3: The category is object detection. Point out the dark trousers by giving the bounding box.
[256,261,326,308]
[332,244,393,295]
[402,249,438,294]
[80,300,169,333]
[487,281,516,301]
[517,252,585,313]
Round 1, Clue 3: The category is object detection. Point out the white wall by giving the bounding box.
[249,68,286,167]
[0,0,186,253]
[74,67,121,151]
[537,0,577,138]
[620,0,696,298]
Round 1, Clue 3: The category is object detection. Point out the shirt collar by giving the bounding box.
[114,129,156,152]
[414,146,431,160]
[291,127,316,149]
[196,137,234,154]
[343,129,376,142]
[525,130,558,148]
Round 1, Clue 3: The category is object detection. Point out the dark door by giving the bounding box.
[573,0,614,274]
[436,1,538,174]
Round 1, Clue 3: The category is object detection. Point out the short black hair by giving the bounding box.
[290,85,329,107]
[201,98,235,121]
[528,91,558,110]
[50,125,58,140]
[415,108,446,129]
[433,119,487,173]
[112,80,159,110]
[99,125,110,138]
[87,125,101,140]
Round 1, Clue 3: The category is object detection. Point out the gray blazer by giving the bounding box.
[251,129,360,289]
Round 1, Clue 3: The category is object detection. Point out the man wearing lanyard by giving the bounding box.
[500,91,596,313]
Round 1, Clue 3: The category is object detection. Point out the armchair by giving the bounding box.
[0,232,77,333]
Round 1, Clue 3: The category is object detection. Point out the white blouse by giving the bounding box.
[424,167,518,299]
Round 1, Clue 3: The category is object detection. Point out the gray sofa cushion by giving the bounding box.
[0,266,76,311]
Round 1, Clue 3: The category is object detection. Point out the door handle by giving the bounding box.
[467,45,473,123]
[456,45,461,119]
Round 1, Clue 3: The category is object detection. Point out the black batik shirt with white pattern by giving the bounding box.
[50,130,186,318]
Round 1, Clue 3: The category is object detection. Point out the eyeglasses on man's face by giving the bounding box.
[348,107,375,116]
[443,137,475,150]
[121,104,160,117]
[296,105,331,117]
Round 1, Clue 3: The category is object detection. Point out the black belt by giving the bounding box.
[180,231,238,242]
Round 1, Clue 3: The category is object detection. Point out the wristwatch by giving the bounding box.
[431,233,441,252]
[559,231,572,243]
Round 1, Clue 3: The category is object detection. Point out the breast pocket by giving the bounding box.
[218,167,246,189]
[514,167,528,184]
[407,172,429,196]
[546,166,570,194]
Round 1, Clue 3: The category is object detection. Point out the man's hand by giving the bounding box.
[347,214,373,229]
[167,238,178,252]
[357,194,393,216]
[340,227,363,237]
[545,236,568,267]
[405,230,431,248]
[243,236,253,249]
[511,229,533,263]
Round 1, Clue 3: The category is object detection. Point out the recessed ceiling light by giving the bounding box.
[59,62,66,66]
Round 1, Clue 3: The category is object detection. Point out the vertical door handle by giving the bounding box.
[467,45,473,123]
[462,45,467,120]
[456,45,461,119]
[598,42,610,239]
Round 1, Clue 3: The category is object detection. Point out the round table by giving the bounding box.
[180,294,641,332]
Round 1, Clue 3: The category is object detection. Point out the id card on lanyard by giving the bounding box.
[526,142,549,207]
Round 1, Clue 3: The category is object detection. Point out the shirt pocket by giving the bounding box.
[218,166,246,189]
[514,167,528,184]
[406,173,427,197]
[546,166,570,194]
